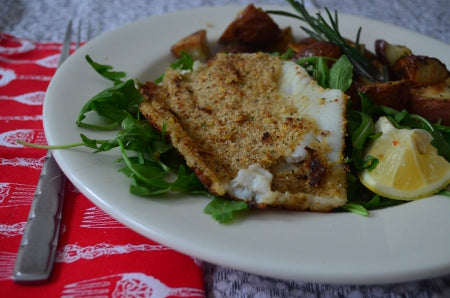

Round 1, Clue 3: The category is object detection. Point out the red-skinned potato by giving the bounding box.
[218,4,281,45]
[171,29,210,61]
[391,55,449,87]
[268,26,295,53]
[408,77,450,125]
[375,39,412,66]
[288,37,318,51]
[292,40,343,60]
[357,79,412,111]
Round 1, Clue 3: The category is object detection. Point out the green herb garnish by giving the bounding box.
[297,54,353,91]
[85,55,127,83]
[267,0,386,82]
[154,51,194,83]
[203,197,249,223]
[76,78,144,130]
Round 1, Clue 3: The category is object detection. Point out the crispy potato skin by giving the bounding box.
[218,4,281,45]
[408,78,450,125]
[292,40,343,61]
[408,97,450,125]
[375,39,412,66]
[357,79,412,110]
[391,55,449,87]
[171,29,210,61]
[270,26,295,53]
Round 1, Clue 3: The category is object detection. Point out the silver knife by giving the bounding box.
[12,21,72,284]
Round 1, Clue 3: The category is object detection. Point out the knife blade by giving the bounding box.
[12,21,72,284]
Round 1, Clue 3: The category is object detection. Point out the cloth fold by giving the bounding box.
[0,33,205,297]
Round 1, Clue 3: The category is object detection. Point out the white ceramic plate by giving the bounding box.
[44,5,450,284]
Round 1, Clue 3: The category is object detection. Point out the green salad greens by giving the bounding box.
[57,49,446,223]
[21,1,449,223]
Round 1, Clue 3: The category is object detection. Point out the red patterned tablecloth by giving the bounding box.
[0,33,204,297]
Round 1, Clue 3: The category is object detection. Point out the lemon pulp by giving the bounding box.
[359,116,450,200]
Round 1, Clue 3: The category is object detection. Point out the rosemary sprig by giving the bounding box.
[267,0,386,82]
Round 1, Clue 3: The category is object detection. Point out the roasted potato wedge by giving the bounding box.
[171,29,210,61]
[375,39,412,66]
[391,55,449,87]
[218,4,281,45]
[288,37,319,52]
[408,77,450,125]
[268,26,295,53]
[357,79,412,111]
[292,40,343,60]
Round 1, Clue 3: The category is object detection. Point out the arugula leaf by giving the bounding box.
[340,203,368,216]
[95,115,171,154]
[347,109,375,170]
[170,51,194,71]
[329,55,353,91]
[363,195,381,209]
[155,51,194,83]
[362,155,379,171]
[203,197,249,223]
[281,48,295,59]
[344,180,405,214]
[404,115,450,162]
[85,55,126,83]
[374,100,450,162]
[117,137,204,193]
[435,122,450,133]
[365,195,405,209]
[168,165,205,193]
[314,57,329,87]
[297,56,333,86]
[297,54,353,92]
[76,79,144,130]
[80,133,103,150]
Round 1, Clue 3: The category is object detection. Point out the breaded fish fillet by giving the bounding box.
[139,52,348,211]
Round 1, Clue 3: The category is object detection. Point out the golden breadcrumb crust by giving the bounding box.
[139,52,347,211]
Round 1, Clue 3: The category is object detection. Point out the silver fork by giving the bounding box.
[12,20,88,284]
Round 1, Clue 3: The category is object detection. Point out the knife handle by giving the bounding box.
[12,151,65,284]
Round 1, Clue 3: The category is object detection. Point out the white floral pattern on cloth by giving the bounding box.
[0,182,35,206]
[0,34,61,55]
[0,222,25,237]
[0,251,16,281]
[0,91,45,105]
[61,273,205,298]
[0,156,45,169]
[0,67,53,87]
[56,243,171,263]
[81,206,129,229]
[0,53,61,68]
[0,128,46,147]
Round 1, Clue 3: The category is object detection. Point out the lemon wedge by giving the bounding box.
[359,116,450,200]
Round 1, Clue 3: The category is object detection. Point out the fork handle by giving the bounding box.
[12,151,65,284]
